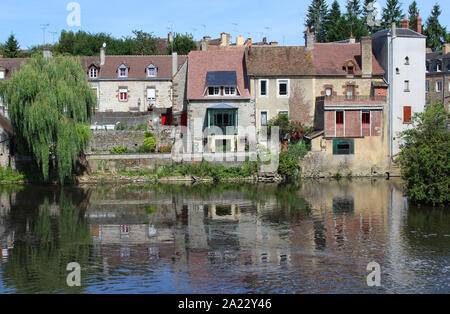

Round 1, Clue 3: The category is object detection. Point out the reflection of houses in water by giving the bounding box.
[0,191,14,261]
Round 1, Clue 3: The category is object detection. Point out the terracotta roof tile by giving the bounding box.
[0,58,28,79]
[246,46,315,76]
[313,43,384,76]
[187,50,250,100]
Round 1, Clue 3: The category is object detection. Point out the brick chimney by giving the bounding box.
[415,11,422,34]
[172,52,178,76]
[349,32,356,44]
[305,28,315,51]
[402,15,409,29]
[236,35,244,47]
[270,41,278,46]
[361,37,373,78]
[168,32,173,44]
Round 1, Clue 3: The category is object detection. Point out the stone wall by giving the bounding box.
[91,112,153,127]
[88,126,176,154]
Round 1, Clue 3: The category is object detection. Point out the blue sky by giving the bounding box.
[1,0,448,49]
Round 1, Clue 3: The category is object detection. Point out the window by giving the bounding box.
[119,88,128,101]
[405,57,409,65]
[325,87,332,97]
[278,79,289,97]
[403,106,412,123]
[426,61,430,72]
[426,80,430,92]
[147,65,157,77]
[224,86,236,96]
[0,71,5,80]
[118,65,128,78]
[89,67,98,79]
[436,80,442,92]
[336,111,344,125]
[261,111,268,126]
[396,68,400,75]
[120,225,130,238]
[279,111,288,116]
[333,139,354,155]
[347,66,354,75]
[346,85,354,99]
[404,80,410,92]
[260,79,268,96]
[208,86,220,96]
[362,111,370,125]
[436,63,442,72]
[147,88,156,103]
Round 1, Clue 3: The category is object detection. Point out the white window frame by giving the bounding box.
[147,65,157,78]
[119,88,128,101]
[259,79,268,97]
[260,111,268,127]
[436,80,442,92]
[89,67,98,79]
[207,86,220,96]
[0,71,5,80]
[436,63,442,72]
[118,65,128,78]
[224,86,236,96]
[277,79,289,98]
[404,80,410,91]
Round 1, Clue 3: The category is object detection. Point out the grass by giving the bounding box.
[0,166,26,183]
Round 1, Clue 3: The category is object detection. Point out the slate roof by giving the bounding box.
[313,43,384,76]
[246,46,315,76]
[0,115,14,135]
[206,71,237,86]
[187,50,250,100]
[99,55,187,80]
[371,28,426,39]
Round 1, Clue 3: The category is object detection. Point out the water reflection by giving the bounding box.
[0,180,448,294]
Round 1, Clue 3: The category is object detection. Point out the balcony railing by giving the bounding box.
[324,95,387,102]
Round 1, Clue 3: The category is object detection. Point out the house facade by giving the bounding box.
[187,50,253,153]
[0,58,28,117]
[426,43,450,111]
[246,45,315,133]
[371,16,426,156]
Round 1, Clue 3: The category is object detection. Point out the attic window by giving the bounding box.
[344,61,356,76]
[436,62,442,72]
[147,64,157,77]
[347,66,354,75]
[405,57,409,65]
[208,87,220,96]
[89,67,98,79]
[118,64,128,78]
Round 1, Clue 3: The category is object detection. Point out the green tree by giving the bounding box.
[408,1,419,31]
[381,0,403,30]
[326,1,347,42]
[132,30,158,55]
[0,56,95,183]
[423,4,447,52]
[3,34,21,58]
[305,0,329,43]
[342,0,369,40]
[167,33,198,55]
[397,102,449,205]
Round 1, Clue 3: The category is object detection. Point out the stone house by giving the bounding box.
[187,50,253,153]
[246,45,316,133]
[0,58,28,117]
[0,115,14,169]
[426,43,450,111]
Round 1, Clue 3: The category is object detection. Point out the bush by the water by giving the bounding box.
[277,141,308,177]
[397,102,449,205]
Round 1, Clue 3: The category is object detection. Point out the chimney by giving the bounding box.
[168,32,173,44]
[392,22,397,37]
[43,46,52,59]
[100,46,106,66]
[415,11,422,34]
[349,32,356,44]
[270,41,278,46]
[443,43,450,56]
[220,32,230,47]
[236,35,244,47]
[246,38,252,47]
[361,37,373,78]
[305,28,315,51]
[172,52,178,76]
[402,14,409,29]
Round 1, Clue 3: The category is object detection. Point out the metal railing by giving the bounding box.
[324,95,387,102]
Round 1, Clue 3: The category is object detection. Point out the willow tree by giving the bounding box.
[0,56,95,183]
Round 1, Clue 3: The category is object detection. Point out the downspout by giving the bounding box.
[388,31,394,161]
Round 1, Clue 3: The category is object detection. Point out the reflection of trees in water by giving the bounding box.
[2,187,93,294]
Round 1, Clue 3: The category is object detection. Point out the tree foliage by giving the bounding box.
[305,0,329,43]
[381,0,403,30]
[3,34,21,58]
[423,4,447,52]
[167,33,198,55]
[408,1,419,31]
[0,56,95,183]
[397,102,449,205]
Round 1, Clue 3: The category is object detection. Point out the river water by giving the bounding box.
[0,179,448,294]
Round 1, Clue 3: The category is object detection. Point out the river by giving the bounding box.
[0,179,448,294]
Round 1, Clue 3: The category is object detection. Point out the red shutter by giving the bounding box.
[403,106,411,123]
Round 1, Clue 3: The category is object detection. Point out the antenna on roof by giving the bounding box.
[49,31,58,44]
[40,24,50,45]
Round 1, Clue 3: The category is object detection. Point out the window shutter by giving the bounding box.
[403,106,411,123]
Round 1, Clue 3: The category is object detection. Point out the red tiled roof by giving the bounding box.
[313,43,384,76]
[187,50,250,100]
[0,58,28,79]
[99,55,187,80]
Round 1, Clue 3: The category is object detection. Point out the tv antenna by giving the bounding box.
[40,24,50,45]
[49,31,58,44]
[201,24,206,36]
[264,27,272,41]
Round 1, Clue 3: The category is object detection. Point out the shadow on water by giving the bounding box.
[0,179,448,294]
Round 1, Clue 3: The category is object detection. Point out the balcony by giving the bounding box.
[318,95,387,110]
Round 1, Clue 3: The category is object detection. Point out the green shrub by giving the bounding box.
[397,102,449,205]
[143,136,157,152]
[278,151,301,177]
[110,146,129,154]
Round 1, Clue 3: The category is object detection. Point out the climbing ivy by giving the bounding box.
[0,56,95,183]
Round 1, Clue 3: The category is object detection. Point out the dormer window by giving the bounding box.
[208,87,220,96]
[118,64,128,78]
[343,61,356,76]
[224,87,236,96]
[89,67,98,79]
[436,62,442,72]
[147,63,157,78]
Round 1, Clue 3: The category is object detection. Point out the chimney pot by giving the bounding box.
[305,30,315,51]
[416,11,422,34]
[402,14,409,29]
